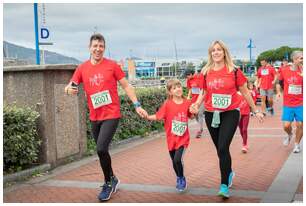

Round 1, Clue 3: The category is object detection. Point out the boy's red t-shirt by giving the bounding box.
[257,66,276,90]
[278,66,303,107]
[199,66,247,112]
[156,99,192,151]
[70,58,125,121]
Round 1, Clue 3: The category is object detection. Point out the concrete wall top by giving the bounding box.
[4,64,78,72]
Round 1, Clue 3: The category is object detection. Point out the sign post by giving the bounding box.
[34,3,40,65]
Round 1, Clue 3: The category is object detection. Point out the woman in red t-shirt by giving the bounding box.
[190,40,264,198]
[147,79,193,193]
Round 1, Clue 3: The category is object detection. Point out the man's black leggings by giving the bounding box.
[205,110,240,186]
[91,118,120,183]
[169,146,185,178]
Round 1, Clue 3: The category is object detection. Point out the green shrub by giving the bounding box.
[4,105,41,173]
[86,87,167,152]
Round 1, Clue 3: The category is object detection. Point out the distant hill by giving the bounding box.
[3,41,81,65]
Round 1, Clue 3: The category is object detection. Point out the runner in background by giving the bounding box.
[256,59,277,115]
[276,51,303,153]
[247,81,257,115]
[186,69,205,138]
[237,92,251,153]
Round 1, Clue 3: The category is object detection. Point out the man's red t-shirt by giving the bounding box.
[187,74,204,103]
[200,66,247,112]
[257,66,276,90]
[156,99,192,151]
[278,66,303,107]
[70,58,125,121]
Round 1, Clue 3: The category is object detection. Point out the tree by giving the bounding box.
[256,46,303,67]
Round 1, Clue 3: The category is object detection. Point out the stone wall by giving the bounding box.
[3,64,87,167]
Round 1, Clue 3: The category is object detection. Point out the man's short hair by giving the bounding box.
[90,33,105,45]
[291,50,303,60]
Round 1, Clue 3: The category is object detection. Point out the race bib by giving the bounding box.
[261,69,269,75]
[171,120,187,136]
[288,84,302,95]
[212,93,232,109]
[90,90,112,109]
[191,87,201,94]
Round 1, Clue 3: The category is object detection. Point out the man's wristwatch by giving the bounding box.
[133,101,141,108]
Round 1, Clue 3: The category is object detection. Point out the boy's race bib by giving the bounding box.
[171,120,187,136]
[261,69,269,75]
[212,93,232,109]
[90,90,112,109]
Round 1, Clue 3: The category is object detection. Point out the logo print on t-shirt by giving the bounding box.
[208,79,225,90]
[173,112,188,122]
[288,76,298,84]
[89,73,104,87]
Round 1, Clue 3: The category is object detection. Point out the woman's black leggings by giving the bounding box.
[205,110,240,186]
[169,146,185,178]
[91,118,120,183]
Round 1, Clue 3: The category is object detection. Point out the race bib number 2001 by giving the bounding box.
[90,90,112,109]
[212,93,232,109]
[171,120,187,136]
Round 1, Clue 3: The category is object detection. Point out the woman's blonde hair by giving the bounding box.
[166,79,185,99]
[201,40,236,75]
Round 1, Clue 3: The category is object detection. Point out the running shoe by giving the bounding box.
[293,144,301,153]
[242,145,248,153]
[98,182,113,201]
[218,184,230,198]
[270,107,274,115]
[283,134,292,146]
[228,171,235,188]
[176,176,187,192]
[111,176,120,193]
[195,130,203,138]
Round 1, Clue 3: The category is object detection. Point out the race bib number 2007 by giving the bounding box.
[90,90,112,109]
[212,93,232,109]
[171,120,187,136]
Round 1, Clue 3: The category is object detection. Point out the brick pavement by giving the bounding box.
[3,101,303,203]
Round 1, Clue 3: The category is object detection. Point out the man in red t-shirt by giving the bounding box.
[64,33,148,202]
[276,51,303,153]
[186,69,204,138]
[256,59,277,115]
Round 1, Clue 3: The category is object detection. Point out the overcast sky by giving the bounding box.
[3,3,303,62]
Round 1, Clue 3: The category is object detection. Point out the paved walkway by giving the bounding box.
[3,101,303,203]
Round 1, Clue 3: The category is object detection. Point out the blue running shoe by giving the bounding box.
[177,176,187,192]
[218,184,230,199]
[111,176,120,193]
[228,171,235,188]
[98,182,113,201]
[270,108,274,115]
[176,177,180,190]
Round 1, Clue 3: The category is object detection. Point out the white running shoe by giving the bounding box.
[283,134,292,146]
[293,144,301,153]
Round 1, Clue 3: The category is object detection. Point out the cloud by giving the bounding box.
[3,3,303,61]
